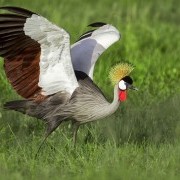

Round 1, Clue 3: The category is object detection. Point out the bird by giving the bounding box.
[0,6,138,147]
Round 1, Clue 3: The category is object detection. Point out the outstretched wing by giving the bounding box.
[71,22,120,79]
[0,6,78,101]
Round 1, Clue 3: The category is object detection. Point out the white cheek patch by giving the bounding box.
[118,80,126,90]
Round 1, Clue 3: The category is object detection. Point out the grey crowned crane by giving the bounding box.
[0,7,137,146]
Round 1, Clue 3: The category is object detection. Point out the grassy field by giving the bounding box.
[0,0,180,179]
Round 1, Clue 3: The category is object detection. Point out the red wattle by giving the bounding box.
[119,91,127,101]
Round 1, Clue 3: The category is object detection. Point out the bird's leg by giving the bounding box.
[72,121,80,147]
[35,133,49,158]
[35,119,62,158]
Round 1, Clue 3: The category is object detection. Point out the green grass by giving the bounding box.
[0,0,180,179]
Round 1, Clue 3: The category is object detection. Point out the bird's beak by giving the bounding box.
[128,84,138,91]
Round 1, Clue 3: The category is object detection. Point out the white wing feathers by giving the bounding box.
[91,24,120,49]
[71,24,120,79]
[24,14,79,96]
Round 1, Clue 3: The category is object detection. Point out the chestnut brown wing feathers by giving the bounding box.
[0,7,41,99]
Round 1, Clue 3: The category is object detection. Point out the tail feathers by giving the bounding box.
[4,100,33,114]
[3,100,69,122]
[4,100,69,133]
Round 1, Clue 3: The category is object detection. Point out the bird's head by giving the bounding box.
[109,63,138,102]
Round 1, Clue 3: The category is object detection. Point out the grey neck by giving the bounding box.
[86,84,120,122]
[104,84,120,117]
[113,84,120,103]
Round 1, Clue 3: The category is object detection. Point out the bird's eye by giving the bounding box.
[118,80,126,90]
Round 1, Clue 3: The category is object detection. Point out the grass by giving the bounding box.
[0,142,180,180]
[0,0,180,179]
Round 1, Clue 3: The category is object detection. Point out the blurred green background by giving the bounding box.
[0,0,180,179]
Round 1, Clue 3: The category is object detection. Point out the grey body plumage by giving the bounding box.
[4,71,120,145]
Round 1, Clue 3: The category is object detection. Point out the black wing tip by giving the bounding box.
[77,29,95,41]
[0,6,36,17]
[76,22,107,42]
[88,22,107,27]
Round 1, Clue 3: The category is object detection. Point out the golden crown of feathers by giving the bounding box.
[109,63,134,85]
